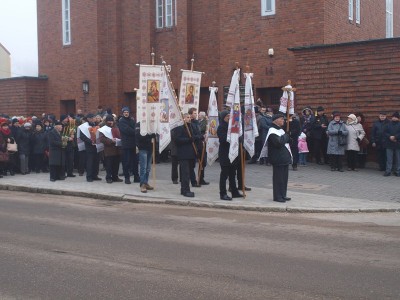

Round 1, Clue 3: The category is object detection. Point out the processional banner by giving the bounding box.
[178,70,202,113]
[206,86,219,166]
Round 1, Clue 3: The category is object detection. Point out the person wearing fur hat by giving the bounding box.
[327,112,348,172]
[267,113,292,203]
[345,114,365,171]
[383,112,400,176]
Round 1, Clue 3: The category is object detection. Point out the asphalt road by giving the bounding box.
[0,191,399,299]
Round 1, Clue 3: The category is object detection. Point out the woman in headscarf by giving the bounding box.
[327,111,348,172]
[345,114,365,171]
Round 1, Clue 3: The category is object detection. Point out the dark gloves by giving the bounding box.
[356,137,361,142]
[338,130,342,135]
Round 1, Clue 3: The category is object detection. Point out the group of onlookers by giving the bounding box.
[250,103,400,176]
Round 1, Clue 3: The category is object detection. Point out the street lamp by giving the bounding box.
[82,80,89,94]
[82,80,89,112]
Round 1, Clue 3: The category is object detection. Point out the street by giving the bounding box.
[0,191,399,299]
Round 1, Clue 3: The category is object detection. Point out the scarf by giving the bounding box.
[0,127,11,136]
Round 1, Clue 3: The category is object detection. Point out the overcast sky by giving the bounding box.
[0,0,38,77]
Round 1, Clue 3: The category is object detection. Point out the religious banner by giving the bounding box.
[137,64,164,136]
[227,69,242,163]
[279,83,295,115]
[159,67,184,152]
[178,70,202,113]
[226,69,240,107]
[206,86,219,166]
[243,73,259,157]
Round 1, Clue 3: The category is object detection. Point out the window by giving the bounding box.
[156,0,176,28]
[355,0,360,24]
[348,0,353,21]
[62,0,71,45]
[261,0,275,16]
[386,0,393,38]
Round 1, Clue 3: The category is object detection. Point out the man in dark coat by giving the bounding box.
[118,107,139,184]
[48,121,65,181]
[268,113,292,203]
[17,122,32,175]
[31,123,48,173]
[311,106,329,165]
[175,113,197,197]
[383,112,400,176]
[217,111,243,200]
[371,111,389,171]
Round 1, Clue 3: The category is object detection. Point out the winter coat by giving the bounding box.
[175,123,197,161]
[345,122,365,152]
[217,120,236,167]
[287,118,301,148]
[327,120,348,155]
[16,128,32,155]
[31,130,48,154]
[267,123,292,166]
[47,128,64,166]
[371,119,389,148]
[135,122,155,152]
[258,114,272,145]
[99,126,121,157]
[118,116,136,149]
[170,127,178,156]
[383,120,400,149]
[298,136,309,153]
[79,123,98,153]
[310,114,329,140]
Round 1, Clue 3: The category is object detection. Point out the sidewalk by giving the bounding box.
[0,162,399,213]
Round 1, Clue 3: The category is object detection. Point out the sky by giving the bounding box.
[0,0,38,77]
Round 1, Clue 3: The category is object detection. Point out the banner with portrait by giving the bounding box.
[243,73,259,158]
[137,64,164,135]
[178,70,203,113]
[206,86,219,166]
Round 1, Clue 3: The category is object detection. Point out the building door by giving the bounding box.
[60,100,76,115]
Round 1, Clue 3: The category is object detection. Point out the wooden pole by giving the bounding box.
[161,57,201,167]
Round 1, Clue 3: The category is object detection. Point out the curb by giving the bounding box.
[1,184,399,213]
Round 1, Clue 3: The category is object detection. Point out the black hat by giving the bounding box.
[60,114,68,121]
[317,106,324,112]
[86,113,95,119]
[105,115,114,122]
[220,110,230,121]
[54,120,62,125]
[392,112,400,119]
[11,118,19,124]
[379,111,387,115]
[332,111,340,117]
[272,113,285,121]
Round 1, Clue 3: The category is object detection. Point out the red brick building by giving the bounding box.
[0,0,398,118]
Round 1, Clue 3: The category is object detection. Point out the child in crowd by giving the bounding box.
[298,132,309,166]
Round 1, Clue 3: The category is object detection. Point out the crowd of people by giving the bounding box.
[0,103,399,202]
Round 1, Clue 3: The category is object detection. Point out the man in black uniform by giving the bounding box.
[267,113,292,203]
[175,113,198,197]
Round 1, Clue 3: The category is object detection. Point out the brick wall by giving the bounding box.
[0,77,47,116]
[290,38,400,130]
[34,0,396,117]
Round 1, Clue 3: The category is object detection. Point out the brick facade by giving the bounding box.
[2,0,395,119]
[290,38,400,129]
[0,77,47,116]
